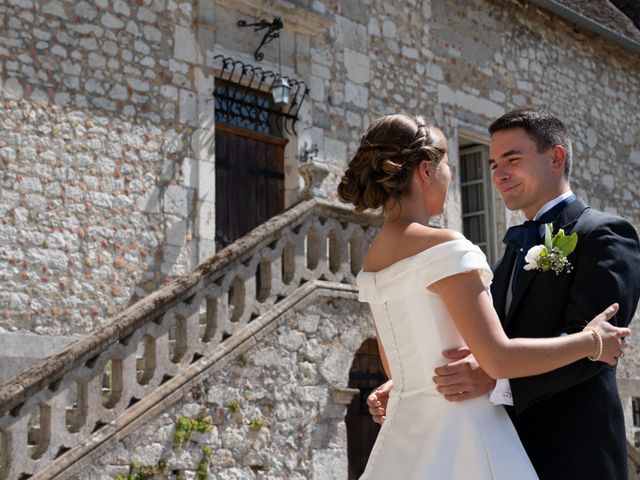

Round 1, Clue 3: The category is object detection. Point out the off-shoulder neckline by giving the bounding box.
[359,238,476,278]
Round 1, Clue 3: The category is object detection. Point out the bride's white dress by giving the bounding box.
[356,239,539,480]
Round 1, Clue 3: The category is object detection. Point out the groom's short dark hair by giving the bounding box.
[489,107,572,179]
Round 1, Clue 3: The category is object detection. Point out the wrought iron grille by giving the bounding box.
[215,81,275,135]
[213,55,309,137]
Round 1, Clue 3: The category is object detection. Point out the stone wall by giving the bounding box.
[298,0,640,225]
[0,97,194,335]
[71,292,374,480]
[0,0,209,337]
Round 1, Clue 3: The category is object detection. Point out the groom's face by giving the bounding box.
[489,128,559,219]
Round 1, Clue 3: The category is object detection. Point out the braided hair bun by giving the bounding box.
[338,115,446,212]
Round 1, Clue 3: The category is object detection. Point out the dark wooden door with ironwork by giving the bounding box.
[346,338,386,479]
[215,123,286,248]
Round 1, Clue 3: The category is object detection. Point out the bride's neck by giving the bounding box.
[383,197,431,227]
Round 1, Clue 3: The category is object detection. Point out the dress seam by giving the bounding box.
[359,302,403,480]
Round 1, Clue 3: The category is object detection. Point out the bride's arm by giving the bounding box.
[431,270,626,379]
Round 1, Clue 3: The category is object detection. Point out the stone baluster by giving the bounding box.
[153,313,179,381]
[0,427,10,480]
[170,296,202,366]
[45,392,69,465]
[0,413,28,479]
[82,374,105,437]
[303,222,321,280]
[241,268,257,325]
[347,230,365,278]
[290,232,307,287]
[209,283,229,344]
[65,379,88,435]
[202,290,221,345]
[118,351,140,413]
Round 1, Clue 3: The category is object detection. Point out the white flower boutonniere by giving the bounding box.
[523,223,578,274]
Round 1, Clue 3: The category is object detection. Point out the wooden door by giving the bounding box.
[346,339,386,479]
[215,123,286,248]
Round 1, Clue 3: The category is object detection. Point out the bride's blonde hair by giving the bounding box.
[338,114,446,212]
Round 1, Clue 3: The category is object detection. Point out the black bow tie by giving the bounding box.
[503,195,575,293]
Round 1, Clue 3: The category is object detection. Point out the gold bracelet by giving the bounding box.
[584,326,603,362]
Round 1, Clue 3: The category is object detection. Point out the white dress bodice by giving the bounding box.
[356,239,538,480]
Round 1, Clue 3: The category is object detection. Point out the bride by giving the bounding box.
[337,114,628,479]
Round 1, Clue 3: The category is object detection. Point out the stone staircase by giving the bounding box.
[0,199,380,480]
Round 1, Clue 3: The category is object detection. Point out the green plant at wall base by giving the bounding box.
[173,415,215,450]
[114,459,167,480]
[249,417,269,431]
[226,400,241,413]
[196,446,213,480]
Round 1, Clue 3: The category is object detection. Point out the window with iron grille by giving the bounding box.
[214,80,281,137]
[212,55,308,138]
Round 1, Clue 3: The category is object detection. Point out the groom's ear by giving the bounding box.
[550,145,567,174]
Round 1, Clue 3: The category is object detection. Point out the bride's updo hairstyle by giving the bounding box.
[338,114,446,212]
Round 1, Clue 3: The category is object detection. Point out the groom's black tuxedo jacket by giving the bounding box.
[491,198,640,480]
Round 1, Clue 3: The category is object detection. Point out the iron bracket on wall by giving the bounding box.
[237,17,284,61]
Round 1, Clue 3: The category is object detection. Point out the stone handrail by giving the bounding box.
[0,199,381,480]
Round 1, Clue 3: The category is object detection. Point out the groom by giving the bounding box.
[367,108,640,479]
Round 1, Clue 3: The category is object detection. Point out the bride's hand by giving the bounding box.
[585,303,630,365]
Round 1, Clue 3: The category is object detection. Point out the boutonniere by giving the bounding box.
[523,224,578,274]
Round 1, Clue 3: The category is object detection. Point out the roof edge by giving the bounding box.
[528,0,640,55]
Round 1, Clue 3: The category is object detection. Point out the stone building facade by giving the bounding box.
[0,0,639,478]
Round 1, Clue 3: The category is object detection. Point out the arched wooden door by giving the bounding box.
[346,338,386,479]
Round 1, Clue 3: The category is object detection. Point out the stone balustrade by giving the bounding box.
[0,199,381,480]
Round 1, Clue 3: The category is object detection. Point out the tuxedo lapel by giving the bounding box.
[552,197,588,232]
[503,197,589,326]
[506,266,538,323]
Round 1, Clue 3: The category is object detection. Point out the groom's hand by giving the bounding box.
[367,379,393,424]
[433,347,496,402]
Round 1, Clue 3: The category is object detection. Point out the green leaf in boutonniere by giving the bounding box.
[524,224,578,273]
[553,228,578,257]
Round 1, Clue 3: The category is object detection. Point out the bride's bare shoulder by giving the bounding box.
[363,225,466,272]
[405,224,466,248]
